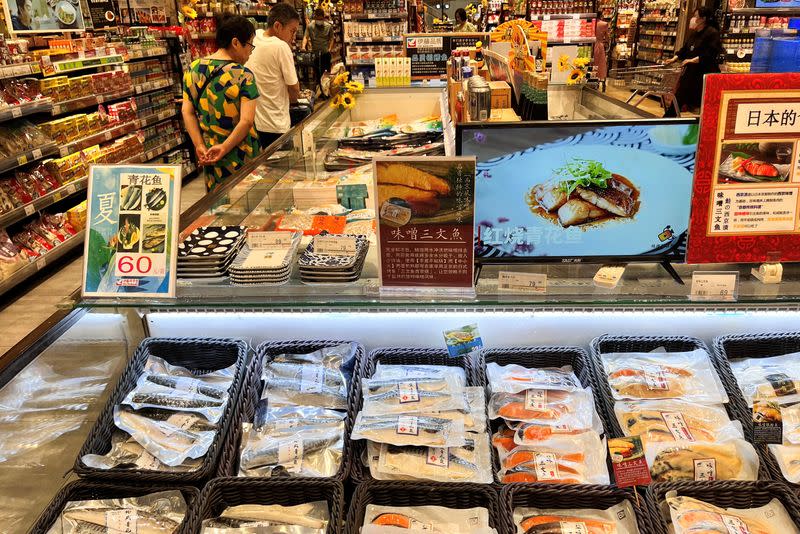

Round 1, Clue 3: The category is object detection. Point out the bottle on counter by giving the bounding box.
[474,41,485,69]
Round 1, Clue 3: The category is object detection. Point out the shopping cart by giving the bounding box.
[608,65,684,116]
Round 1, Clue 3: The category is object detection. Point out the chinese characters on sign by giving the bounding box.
[82,164,181,298]
[404,33,489,80]
[687,74,800,263]
[375,157,476,288]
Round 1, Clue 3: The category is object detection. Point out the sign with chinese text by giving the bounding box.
[687,73,800,263]
[82,164,181,298]
[404,33,489,80]
[87,0,119,29]
[608,436,651,487]
[375,156,476,288]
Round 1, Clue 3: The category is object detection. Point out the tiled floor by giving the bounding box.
[0,176,208,358]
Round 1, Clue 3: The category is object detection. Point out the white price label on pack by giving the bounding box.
[105,509,138,533]
[315,235,356,256]
[534,452,560,480]
[426,446,449,467]
[135,449,161,470]
[247,231,294,249]
[166,413,196,431]
[661,411,695,441]
[721,514,751,534]
[498,271,546,293]
[396,416,419,435]
[690,272,738,301]
[525,389,548,411]
[694,458,716,481]
[299,365,324,393]
[397,381,420,403]
[560,522,589,534]
[11,107,22,118]
[278,438,304,473]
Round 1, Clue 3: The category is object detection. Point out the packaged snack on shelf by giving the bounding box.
[513,500,640,534]
[12,228,53,257]
[645,438,759,482]
[351,413,467,447]
[730,352,800,406]
[601,349,728,403]
[363,504,492,533]
[362,375,468,416]
[486,362,583,394]
[0,230,28,280]
[666,494,799,534]
[202,501,330,533]
[614,399,744,444]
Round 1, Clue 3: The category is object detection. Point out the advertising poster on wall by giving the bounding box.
[374,156,476,288]
[3,0,85,33]
[404,33,488,80]
[87,0,119,29]
[127,0,167,24]
[687,73,800,264]
[82,164,182,298]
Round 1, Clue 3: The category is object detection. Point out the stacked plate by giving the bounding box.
[229,232,302,286]
[298,234,369,284]
[177,226,246,279]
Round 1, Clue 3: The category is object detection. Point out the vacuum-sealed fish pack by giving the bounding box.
[645,438,759,482]
[768,444,800,483]
[613,399,744,444]
[600,349,728,403]
[361,375,468,415]
[730,352,800,406]
[372,363,467,386]
[201,501,329,534]
[351,413,466,447]
[666,494,799,534]
[45,490,187,534]
[254,405,346,434]
[488,386,598,429]
[81,432,202,472]
[513,501,640,534]
[363,504,491,533]
[419,386,486,433]
[487,363,583,394]
[362,527,498,534]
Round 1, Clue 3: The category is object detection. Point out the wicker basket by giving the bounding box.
[74,337,249,483]
[346,481,501,534]
[649,480,800,533]
[714,332,800,489]
[501,483,659,534]
[216,340,364,481]
[28,480,200,534]
[196,477,345,534]
[350,347,483,482]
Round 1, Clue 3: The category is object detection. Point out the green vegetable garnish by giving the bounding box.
[682,124,699,145]
[556,158,612,196]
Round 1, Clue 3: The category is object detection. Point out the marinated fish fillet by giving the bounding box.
[621,410,717,442]
[520,515,616,534]
[500,450,586,484]
[557,198,608,226]
[376,163,451,194]
[532,182,567,212]
[490,390,572,422]
[608,365,692,399]
[650,442,743,482]
[377,185,438,204]
[669,496,772,534]
[575,177,634,217]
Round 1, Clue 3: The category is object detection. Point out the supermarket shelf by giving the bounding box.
[0,144,59,175]
[44,54,125,76]
[127,48,169,60]
[189,32,217,39]
[0,63,41,80]
[529,12,596,19]
[640,30,677,36]
[640,17,677,22]
[731,7,800,14]
[239,9,271,16]
[0,99,53,123]
[145,135,185,161]
[640,43,673,50]
[0,179,86,229]
[0,230,84,298]
[346,59,378,65]
[57,121,139,157]
[137,108,178,128]
[345,36,404,43]
[344,11,408,19]
[548,37,597,43]
[134,78,173,95]
[51,89,134,116]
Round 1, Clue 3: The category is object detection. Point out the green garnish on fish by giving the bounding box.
[556,158,612,196]
[682,124,699,145]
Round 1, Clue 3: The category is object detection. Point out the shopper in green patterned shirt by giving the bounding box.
[182,14,260,192]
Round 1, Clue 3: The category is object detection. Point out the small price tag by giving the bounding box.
[564,37,572,43]
[661,411,695,441]
[53,192,62,202]
[693,458,716,481]
[17,155,27,166]
[426,446,449,467]
[36,257,47,271]
[534,452,559,480]
[96,95,103,104]
[166,413,196,431]
[314,235,357,256]
[247,231,294,249]
[52,104,62,115]
[24,204,35,216]
[608,436,652,487]
[560,523,589,534]
[525,389,547,411]
[572,13,580,19]
[104,131,113,141]
[66,184,77,194]
[498,271,546,293]
[543,13,550,19]
[11,107,22,118]
[690,271,738,301]
[60,147,69,157]
[721,515,750,534]
[32,149,42,160]
[396,415,419,435]
[593,265,625,288]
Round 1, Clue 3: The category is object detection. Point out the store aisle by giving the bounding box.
[0,175,208,358]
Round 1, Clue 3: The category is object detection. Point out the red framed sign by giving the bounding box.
[687,73,800,264]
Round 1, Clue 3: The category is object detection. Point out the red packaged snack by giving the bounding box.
[16,171,47,198]
[12,229,52,255]
[1,177,33,204]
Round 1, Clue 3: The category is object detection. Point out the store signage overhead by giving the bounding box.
[687,73,800,264]
[404,33,489,80]
[87,0,119,29]
[3,0,86,33]
[81,164,182,298]
[374,156,476,288]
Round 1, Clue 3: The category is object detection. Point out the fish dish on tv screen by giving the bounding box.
[458,120,698,263]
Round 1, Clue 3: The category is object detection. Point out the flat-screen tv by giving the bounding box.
[457,120,699,263]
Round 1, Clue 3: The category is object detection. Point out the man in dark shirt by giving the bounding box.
[302,8,334,91]
[11,0,33,30]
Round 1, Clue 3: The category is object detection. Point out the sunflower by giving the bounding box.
[330,94,343,108]
[558,54,570,72]
[345,80,364,93]
[332,71,350,87]
[181,5,197,18]
[566,69,585,85]
[341,92,356,109]
[572,57,590,68]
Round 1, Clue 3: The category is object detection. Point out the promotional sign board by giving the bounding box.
[375,156,476,288]
[687,73,800,264]
[82,164,181,297]
[3,0,86,33]
[404,33,489,80]
[87,0,119,28]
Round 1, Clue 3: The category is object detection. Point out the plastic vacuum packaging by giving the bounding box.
[665,494,800,534]
[730,352,800,406]
[45,490,187,534]
[513,501,640,534]
[253,405,346,434]
[361,375,468,415]
[486,363,583,394]
[362,527,497,534]
[261,343,358,410]
[613,399,744,444]
[600,349,728,403]
[201,501,329,534]
[121,378,228,424]
[368,433,493,483]
[769,444,800,483]
[351,413,466,448]
[373,363,467,385]
[81,432,202,472]
[488,387,598,429]
[645,438,759,482]
[497,431,610,485]
[363,504,491,533]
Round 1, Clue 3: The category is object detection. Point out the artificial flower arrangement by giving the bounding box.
[329,71,364,110]
[558,54,590,85]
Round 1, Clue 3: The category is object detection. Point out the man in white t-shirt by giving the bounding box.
[246,3,301,149]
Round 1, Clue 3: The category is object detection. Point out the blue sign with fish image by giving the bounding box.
[463,124,698,261]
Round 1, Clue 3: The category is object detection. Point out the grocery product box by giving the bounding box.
[489,108,521,122]
[488,81,511,109]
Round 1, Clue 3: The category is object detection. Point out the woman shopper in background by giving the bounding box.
[663,7,723,116]
[182,14,260,192]
[453,8,477,32]
[593,11,609,86]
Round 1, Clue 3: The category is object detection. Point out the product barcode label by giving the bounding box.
[690,272,737,301]
[426,446,449,467]
[534,452,560,480]
[398,381,420,403]
[661,411,695,441]
[498,271,546,293]
[105,509,138,533]
[278,438,304,473]
[525,389,548,411]
[560,522,589,534]
[396,415,419,436]
[694,458,717,481]
[721,514,751,534]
